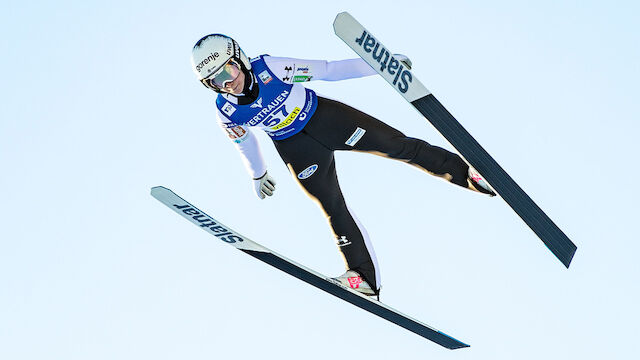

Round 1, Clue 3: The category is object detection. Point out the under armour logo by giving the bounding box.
[250,98,263,108]
[336,236,352,247]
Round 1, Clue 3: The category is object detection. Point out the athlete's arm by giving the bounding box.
[216,110,278,199]
[216,111,267,180]
[263,56,377,83]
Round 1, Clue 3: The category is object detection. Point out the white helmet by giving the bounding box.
[191,34,252,91]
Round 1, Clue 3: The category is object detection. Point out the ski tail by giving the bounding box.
[242,249,470,349]
[412,95,577,267]
[333,11,577,268]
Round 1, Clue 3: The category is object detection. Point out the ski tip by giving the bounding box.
[150,186,172,197]
[333,11,353,29]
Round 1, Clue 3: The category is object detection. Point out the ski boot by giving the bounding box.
[467,167,496,196]
[333,270,378,299]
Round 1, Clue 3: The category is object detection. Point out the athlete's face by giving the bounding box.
[222,66,245,94]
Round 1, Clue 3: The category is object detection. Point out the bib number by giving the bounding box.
[262,106,289,127]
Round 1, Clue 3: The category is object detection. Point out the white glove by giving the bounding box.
[253,171,276,199]
[394,54,412,70]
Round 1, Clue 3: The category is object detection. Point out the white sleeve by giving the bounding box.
[216,110,267,179]
[263,56,377,83]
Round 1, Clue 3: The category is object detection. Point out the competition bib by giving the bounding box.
[216,55,318,140]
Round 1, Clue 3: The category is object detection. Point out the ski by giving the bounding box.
[150,186,469,349]
[333,12,577,268]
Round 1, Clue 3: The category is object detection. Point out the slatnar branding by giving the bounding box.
[172,204,244,243]
[354,31,412,93]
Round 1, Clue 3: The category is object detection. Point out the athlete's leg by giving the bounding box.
[305,96,472,188]
[273,130,381,291]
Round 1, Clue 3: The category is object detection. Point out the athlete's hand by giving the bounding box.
[394,54,412,70]
[253,171,276,199]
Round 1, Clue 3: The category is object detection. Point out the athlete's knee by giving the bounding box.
[310,188,348,219]
[384,135,425,161]
[400,137,445,166]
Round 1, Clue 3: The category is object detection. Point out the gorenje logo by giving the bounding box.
[196,52,220,73]
[354,31,412,94]
[172,204,244,243]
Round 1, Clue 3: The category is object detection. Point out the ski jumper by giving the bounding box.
[215,55,472,292]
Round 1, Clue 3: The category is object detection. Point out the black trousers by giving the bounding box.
[272,97,470,291]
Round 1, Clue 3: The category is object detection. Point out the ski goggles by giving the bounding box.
[205,58,241,88]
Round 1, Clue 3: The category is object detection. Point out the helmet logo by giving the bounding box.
[232,40,241,59]
[195,52,220,73]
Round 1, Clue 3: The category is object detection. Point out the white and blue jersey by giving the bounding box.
[215,55,318,141]
[215,55,376,179]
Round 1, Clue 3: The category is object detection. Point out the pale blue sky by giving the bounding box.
[1,1,639,359]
